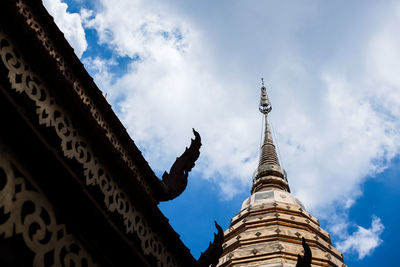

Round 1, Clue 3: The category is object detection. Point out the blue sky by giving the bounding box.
[42,0,400,265]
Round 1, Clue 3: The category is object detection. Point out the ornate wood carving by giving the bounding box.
[0,30,178,267]
[15,0,155,202]
[0,145,97,266]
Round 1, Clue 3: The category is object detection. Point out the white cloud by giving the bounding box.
[42,0,87,57]
[82,56,116,96]
[365,4,400,118]
[81,0,188,59]
[81,0,262,199]
[336,216,384,259]
[282,70,400,211]
[344,199,355,209]
[81,0,400,222]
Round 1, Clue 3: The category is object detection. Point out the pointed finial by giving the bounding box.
[259,79,271,114]
[252,81,289,194]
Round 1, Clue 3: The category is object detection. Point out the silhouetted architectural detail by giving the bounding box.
[217,81,347,267]
[0,1,211,266]
[159,129,202,201]
[296,238,312,267]
[198,221,224,267]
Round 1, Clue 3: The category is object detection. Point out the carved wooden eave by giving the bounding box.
[7,0,198,204]
[0,0,201,266]
[7,0,168,203]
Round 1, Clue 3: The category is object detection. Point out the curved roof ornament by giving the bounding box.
[198,221,224,267]
[159,129,202,201]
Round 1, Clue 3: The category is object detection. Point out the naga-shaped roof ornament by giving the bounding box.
[198,221,224,267]
[296,237,312,267]
[158,129,202,201]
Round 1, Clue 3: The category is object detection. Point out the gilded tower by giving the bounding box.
[217,81,347,267]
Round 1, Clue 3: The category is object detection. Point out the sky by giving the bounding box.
[42,0,400,266]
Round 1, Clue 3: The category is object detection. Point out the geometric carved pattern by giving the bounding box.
[15,0,155,202]
[218,196,347,267]
[0,30,177,267]
[0,148,97,266]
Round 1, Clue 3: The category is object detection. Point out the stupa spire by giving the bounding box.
[251,80,290,193]
[216,80,347,267]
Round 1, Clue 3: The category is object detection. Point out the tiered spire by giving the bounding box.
[251,79,290,193]
[216,80,347,267]
[217,82,347,267]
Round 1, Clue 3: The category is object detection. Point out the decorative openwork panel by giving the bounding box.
[15,0,155,202]
[0,29,178,267]
[0,142,97,267]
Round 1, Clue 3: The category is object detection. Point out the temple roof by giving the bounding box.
[0,1,201,265]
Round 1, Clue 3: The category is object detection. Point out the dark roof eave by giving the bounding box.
[1,0,198,265]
